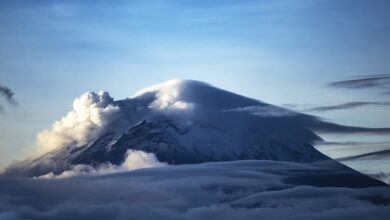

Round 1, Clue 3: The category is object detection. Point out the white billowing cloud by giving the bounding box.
[121,149,167,170]
[35,91,120,155]
[39,150,167,178]
[134,79,194,110]
[223,105,297,117]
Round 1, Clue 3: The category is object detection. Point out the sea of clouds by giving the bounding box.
[0,160,389,220]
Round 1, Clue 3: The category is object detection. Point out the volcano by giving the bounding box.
[3,79,389,178]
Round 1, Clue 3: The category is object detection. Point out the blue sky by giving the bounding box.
[1,0,390,167]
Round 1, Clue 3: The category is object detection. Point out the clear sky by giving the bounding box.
[1,0,390,167]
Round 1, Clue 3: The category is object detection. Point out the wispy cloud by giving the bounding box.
[317,140,390,147]
[316,140,390,159]
[337,148,390,161]
[304,101,390,112]
[0,83,17,112]
[309,122,390,135]
[328,74,390,94]
[223,105,297,117]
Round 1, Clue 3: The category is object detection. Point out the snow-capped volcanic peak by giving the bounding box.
[3,79,347,177]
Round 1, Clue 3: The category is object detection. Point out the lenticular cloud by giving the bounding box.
[36,91,120,155]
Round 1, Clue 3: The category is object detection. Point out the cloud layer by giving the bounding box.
[0,160,388,220]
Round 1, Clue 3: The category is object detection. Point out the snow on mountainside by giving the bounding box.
[3,79,390,177]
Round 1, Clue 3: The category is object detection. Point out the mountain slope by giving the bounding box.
[3,79,388,177]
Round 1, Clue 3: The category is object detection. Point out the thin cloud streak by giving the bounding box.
[337,148,390,161]
[317,141,390,147]
[304,101,390,112]
[328,74,390,94]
